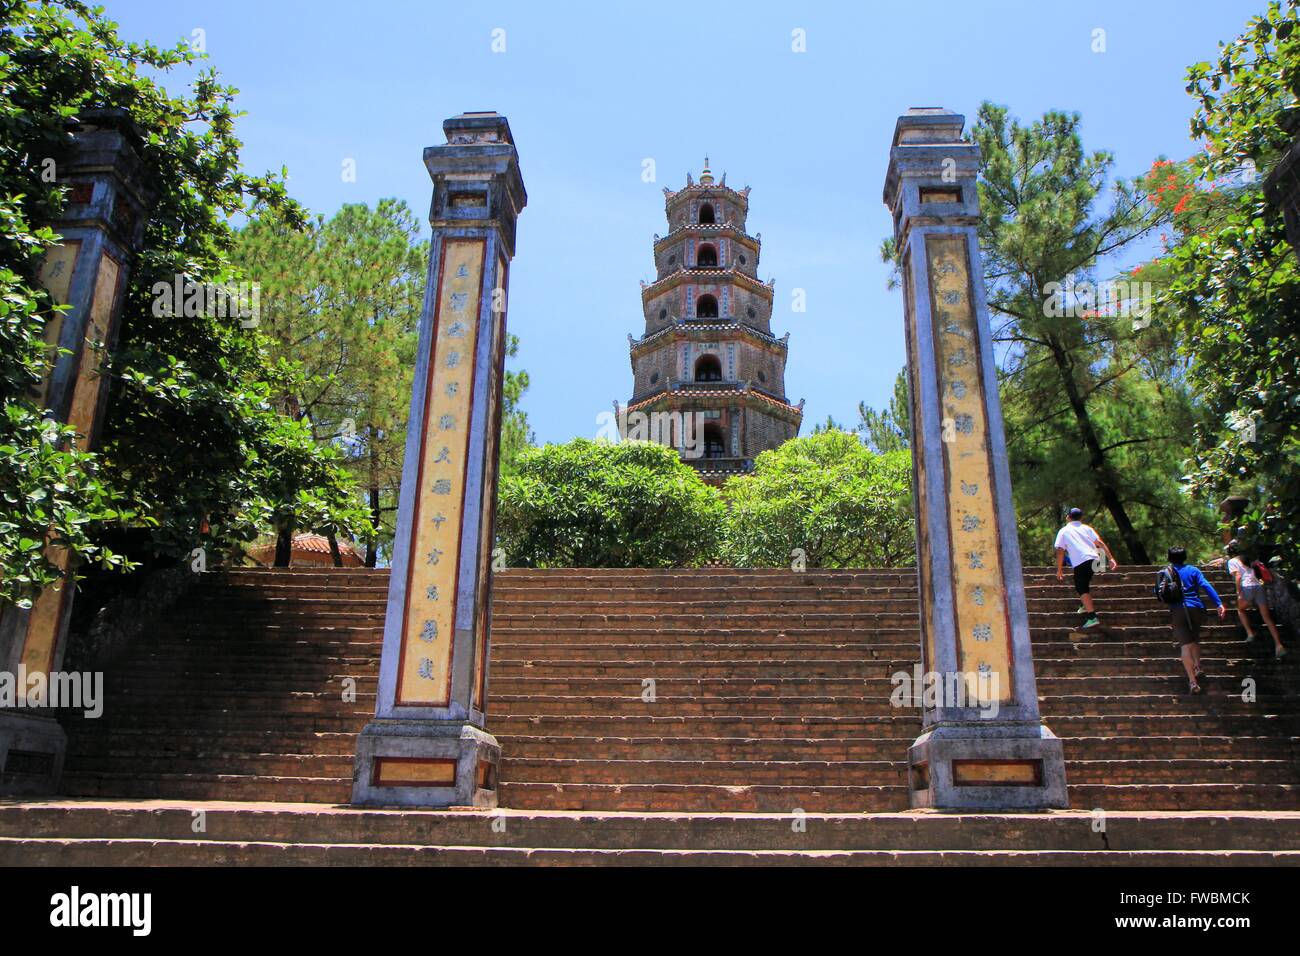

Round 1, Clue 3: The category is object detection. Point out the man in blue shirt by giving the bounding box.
[1164,546,1226,695]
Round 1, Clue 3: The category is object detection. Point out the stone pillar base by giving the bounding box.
[908,724,1068,811]
[0,712,67,797]
[352,721,499,808]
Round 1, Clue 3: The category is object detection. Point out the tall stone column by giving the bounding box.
[353,113,525,808]
[883,108,1067,809]
[0,108,153,796]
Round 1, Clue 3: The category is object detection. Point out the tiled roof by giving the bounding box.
[640,266,774,300]
[625,383,804,417]
[653,223,759,251]
[247,533,364,566]
[630,322,788,352]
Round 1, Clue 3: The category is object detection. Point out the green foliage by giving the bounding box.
[497,439,722,568]
[0,0,367,603]
[857,367,910,454]
[232,201,534,564]
[233,200,427,563]
[720,430,914,568]
[499,333,534,480]
[1150,0,1300,569]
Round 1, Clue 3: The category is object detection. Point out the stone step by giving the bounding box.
[178,593,1231,614]
[1068,783,1300,811]
[3,802,1298,853]
[60,771,350,804]
[64,751,354,778]
[1063,759,1300,785]
[497,781,910,812]
[65,729,361,756]
[496,757,906,786]
[83,658,1289,691]
[6,836,1293,866]
[486,640,1273,662]
[484,693,1300,718]
[493,734,1297,762]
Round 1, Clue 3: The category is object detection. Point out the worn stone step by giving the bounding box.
[64,729,360,756]
[497,757,907,786]
[5,836,1293,866]
[489,734,1296,762]
[64,751,353,778]
[497,781,910,813]
[4,803,1299,853]
[1067,783,1300,811]
[1063,758,1299,785]
[60,771,350,804]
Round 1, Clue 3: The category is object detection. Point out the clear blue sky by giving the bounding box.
[110,0,1262,444]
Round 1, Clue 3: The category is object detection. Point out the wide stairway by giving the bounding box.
[3,565,1299,864]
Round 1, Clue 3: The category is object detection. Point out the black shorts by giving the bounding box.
[1171,606,1206,645]
[1072,561,1094,595]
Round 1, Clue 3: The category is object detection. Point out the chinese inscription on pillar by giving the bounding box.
[394,241,485,707]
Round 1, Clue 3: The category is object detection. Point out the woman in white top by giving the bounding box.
[1226,540,1286,658]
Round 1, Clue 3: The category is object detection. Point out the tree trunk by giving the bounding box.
[274,525,294,567]
[1046,336,1151,563]
[326,531,344,568]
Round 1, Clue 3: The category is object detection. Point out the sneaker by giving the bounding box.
[1076,606,1087,615]
[1189,681,1203,695]
[1245,631,1259,642]
[1082,616,1101,629]
[1277,646,1289,660]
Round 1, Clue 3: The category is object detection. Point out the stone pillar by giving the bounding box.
[882,108,1067,810]
[353,113,525,808]
[0,108,153,796]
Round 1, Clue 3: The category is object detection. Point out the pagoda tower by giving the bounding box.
[621,159,803,483]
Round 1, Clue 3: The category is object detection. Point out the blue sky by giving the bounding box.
[109,0,1262,444]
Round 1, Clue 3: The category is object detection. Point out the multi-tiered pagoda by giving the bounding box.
[620,160,803,483]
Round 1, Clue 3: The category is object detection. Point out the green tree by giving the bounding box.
[1147,0,1300,569]
[0,1,367,604]
[720,430,914,568]
[499,333,534,480]
[971,102,1208,563]
[233,200,427,565]
[857,367,910,453]
[497,439,722,567]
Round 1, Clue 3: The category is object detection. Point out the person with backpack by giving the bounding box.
[1155,546,1226,694]
[1226,539,1287,659]
[1054,508,1120,629]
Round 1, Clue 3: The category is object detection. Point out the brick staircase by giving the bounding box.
[2,564,1298,864]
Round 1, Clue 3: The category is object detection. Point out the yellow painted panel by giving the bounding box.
[952,760,1041,786]
[395,238,484,706]
[19,548,71,697]
[373,758,456,787]
[926,235,1013,703]
[66,252,120,446]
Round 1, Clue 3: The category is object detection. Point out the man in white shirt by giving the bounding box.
[1054,508,1120,629]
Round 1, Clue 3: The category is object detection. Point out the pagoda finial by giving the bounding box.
[699,155,714,186]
